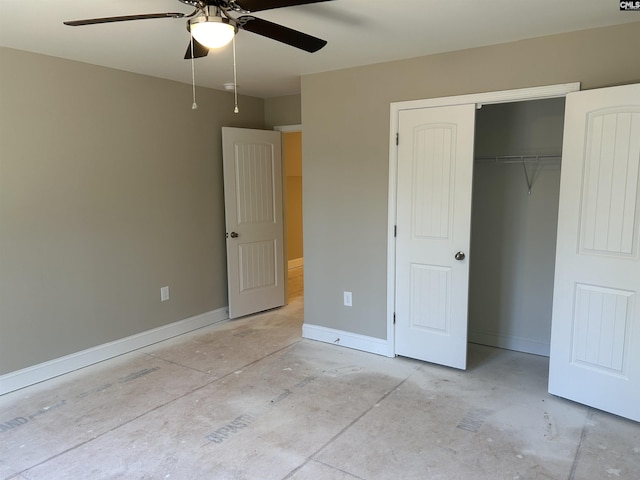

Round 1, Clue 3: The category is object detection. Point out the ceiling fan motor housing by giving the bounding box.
[187,10,239,35]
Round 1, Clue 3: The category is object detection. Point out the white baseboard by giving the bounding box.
[468,329,550,357]
[302,323,393,357]
[0,307,229,395]
[288,258,304,269]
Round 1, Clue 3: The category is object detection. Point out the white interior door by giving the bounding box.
[221,127,285,319]
[395,104,476,369]
[549,83,640,421]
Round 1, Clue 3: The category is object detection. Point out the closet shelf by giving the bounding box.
[474,154,562,195]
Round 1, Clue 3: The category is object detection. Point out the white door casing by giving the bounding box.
[221,127,286,319]
[387,84,580,357]
[394,104,476,369]
[549,83,640,422]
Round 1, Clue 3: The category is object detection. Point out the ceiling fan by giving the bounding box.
[63,0,332,59]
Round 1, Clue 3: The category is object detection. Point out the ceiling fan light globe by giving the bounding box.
[190,18,236,49]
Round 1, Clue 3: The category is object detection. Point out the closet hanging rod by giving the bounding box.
[474,154,562,195]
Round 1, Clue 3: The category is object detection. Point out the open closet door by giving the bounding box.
[221,127,286,319]
[549,83,640,422]
[395,104,476,369]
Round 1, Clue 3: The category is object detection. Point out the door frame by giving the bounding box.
[386,83,581,357]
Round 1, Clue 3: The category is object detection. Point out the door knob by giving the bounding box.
[454,251,465,261]
[230,232,239,238]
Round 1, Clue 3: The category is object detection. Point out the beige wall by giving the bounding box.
[264,95,302,129]
[301,22,640,340]
[283,132,303,261]
[0,48,265,374]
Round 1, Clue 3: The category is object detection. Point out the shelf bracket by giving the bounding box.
[522,161,533,195]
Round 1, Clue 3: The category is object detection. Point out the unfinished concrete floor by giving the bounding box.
[1,269,639,479]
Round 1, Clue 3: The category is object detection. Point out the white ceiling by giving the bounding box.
[0,1,637,98]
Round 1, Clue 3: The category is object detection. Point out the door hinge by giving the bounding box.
[394,225,397,237]
[395,132,399,145]
[393,313,396,324]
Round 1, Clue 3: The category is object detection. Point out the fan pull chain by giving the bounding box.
[232,35,239,114]
[190,33,198,110]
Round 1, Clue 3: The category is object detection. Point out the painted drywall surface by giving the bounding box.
[474,99,566,158]
[264,95,301,129]
[469,99,565,356]
[301,22,640,340]
[0,48,265,374]
[284,132,303,261]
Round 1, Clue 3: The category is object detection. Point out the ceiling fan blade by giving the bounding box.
[232,0,333,13]
[63,13,185,26]
[237,16,327,53]
[184,39,210,59]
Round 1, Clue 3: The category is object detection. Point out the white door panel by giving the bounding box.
[549,83,640,421]
[222,127,285,319]
[395,104,476,369]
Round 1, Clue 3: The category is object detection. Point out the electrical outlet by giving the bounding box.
[343,291,352,307]
[161,286,169,302]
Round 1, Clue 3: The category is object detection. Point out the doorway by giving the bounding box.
[468,97,566,358]
[385,84,580,359]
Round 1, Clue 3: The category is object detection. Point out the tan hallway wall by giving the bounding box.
[284,132,304,262]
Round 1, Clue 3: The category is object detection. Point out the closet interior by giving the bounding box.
[468,97,566,357]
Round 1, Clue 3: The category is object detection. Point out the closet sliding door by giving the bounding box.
[549,83,640,422]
